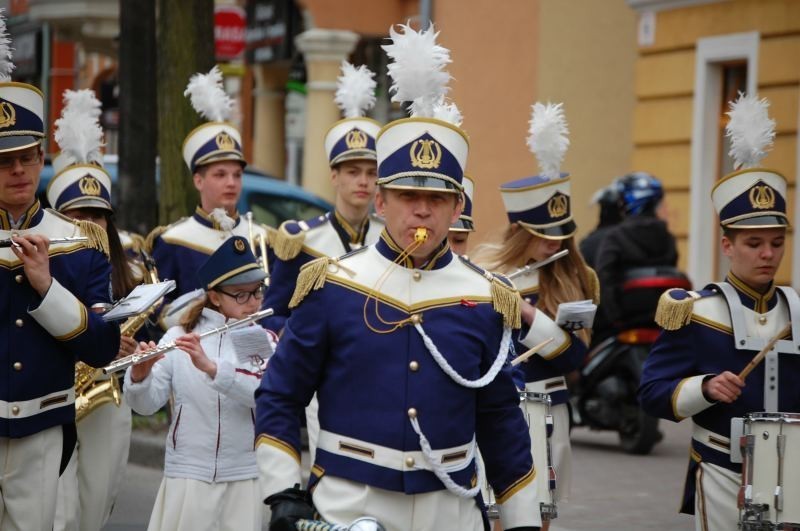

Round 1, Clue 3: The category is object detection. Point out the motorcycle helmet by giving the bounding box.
[615,171,664,216]
[591,183,623,226]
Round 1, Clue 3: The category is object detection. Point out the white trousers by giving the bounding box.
[694,462,740,531]
[147,477,264,531]
[522,400,572,504]
[54,401,132,531]
[0,426,63,531]
[313,475,484,531]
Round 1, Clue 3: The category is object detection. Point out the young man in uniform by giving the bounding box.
[148,67,268,329]
[639,95,800,531]
[0,63,120,529]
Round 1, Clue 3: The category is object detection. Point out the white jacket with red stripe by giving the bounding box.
[124,308,276,483]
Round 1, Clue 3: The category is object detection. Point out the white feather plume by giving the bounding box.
[335,61,377,119]
[527,102,570,180]
[184,65,233,122]
[432,97,463,126]
[726,93,775,170]
[210,207,235,232]
[54,89,104,167]
[0,9,15,82]
[382,23,451,118]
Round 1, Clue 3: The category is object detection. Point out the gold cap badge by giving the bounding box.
[0,101,17,130]
[234,239,246,253]
[748,184,776,210]
[215,131,236,151]
[410,139,442,170]
[78,175,102,196]
[547,194,569,218]
[345,129,368,150]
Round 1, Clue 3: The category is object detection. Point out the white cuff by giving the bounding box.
[519,312,570,360]
[497,468,543,528]
[28,279,88,341]
[672,374,715,420]
[256,436,303,499]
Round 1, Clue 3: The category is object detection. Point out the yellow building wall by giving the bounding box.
[435,0,637,248]
[631,0,800,285]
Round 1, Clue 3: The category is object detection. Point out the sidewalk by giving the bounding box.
[128,429,166,469]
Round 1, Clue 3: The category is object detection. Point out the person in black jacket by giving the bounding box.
[579,182,623,270]
[595,172,678,336]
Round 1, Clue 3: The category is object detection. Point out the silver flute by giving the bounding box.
[103,308,274,374]
[507,249,569,280]
[0,236,88,248]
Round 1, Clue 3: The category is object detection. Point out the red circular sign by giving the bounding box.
[215,6,246,61]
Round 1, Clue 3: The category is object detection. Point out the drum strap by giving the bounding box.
[711,282,800,411]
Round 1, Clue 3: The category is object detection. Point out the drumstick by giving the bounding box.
[511,338,554,366]
[738,323,792,381]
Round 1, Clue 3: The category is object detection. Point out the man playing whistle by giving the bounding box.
[255,24,541,531]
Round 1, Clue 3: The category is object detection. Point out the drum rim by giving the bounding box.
[745,412,800,423]
[519,391,552,404]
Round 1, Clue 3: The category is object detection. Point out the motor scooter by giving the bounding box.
[569,266,691,454]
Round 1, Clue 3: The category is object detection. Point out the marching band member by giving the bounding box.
[147,66,268,329]
[0,19,120,530]
[472,102,598,527]
[48,89,139,531]
[125,236,274,531]
[447,173,475,255]
[255,24,541,531]
[639,94,800,531]
[263,60,384,333]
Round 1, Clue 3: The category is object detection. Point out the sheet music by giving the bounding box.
[103,280,176,322]
[555,299,597,332]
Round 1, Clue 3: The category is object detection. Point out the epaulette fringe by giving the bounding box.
[144,225,168,254]
[74,219,110,258]
[490,275,522,329]
[289,257,331,309]
[655,288,698,330]
[272,221,306,261]
[128,232,146,254]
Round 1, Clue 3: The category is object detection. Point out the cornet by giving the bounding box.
[102,308,274,374]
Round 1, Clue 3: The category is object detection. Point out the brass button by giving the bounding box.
[413,271,422,281]
[409,361,419,372]
[410,314,422,325]
[405,456,415,467]
[12,362,21,371]
[11,406,19,416]
[407,407,417,419]
[758,316,767,325]
[14,275,23,284]
[14,319,23,328]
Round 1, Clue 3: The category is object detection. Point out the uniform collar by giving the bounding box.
[375,229,452,271]
[200,307,227,327]
[331,210,369,245]
[193,206,241,230]
[726,272,778,313]
[0,200,43,230]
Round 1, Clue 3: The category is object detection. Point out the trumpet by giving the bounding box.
[102,308,274,374]
[246,211,270,286]
[0,236,88,248]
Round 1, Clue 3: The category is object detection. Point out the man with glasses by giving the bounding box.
[0,73,121,528]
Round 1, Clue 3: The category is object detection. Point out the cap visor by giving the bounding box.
[378,175,462,193]
[219,268,267,286]
[449,218,475,232]
[0,135,43,154]
[330,150,377,167]
[519,219,577,240]
[724,214,790,229]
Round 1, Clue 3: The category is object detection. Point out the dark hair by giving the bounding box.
[105,214,139,300]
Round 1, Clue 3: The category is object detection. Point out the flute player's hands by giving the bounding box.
[128,341,163,383]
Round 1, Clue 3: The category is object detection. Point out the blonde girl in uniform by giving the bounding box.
[472,102,597,529]
[125,236,275,531]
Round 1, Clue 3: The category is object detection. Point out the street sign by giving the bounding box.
[215,5,246,62]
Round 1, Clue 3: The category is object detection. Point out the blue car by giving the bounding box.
[37,157,332,228]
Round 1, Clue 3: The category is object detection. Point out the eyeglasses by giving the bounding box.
[0,151,41,169]
[216,284,265,304]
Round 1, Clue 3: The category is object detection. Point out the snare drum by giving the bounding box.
[520,391,557,521]
[739,412,800,531]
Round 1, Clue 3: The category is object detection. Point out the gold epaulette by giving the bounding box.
[654,288,700,330]
[489,274,522,329]
[587,267,600,304]
[271,221,306,261]
[129,232,146,254]
[74,219,110,258]
[288,256,331,309]
[144,225,168,254]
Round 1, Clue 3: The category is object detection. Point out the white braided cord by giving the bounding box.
[413,324,511,389]
[409,417,481,498]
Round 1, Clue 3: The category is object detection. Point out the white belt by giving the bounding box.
[317,429,475,473]
[0,388,75,419]
[525,377,566,394]
[693,424,730,455]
